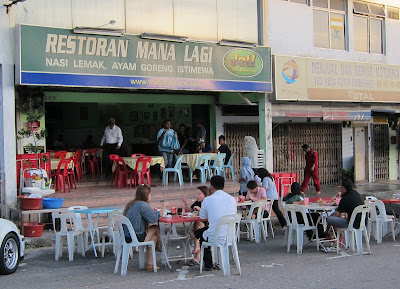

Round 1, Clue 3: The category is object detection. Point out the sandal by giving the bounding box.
[188,259,200,266]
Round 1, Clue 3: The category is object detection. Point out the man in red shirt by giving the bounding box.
[300,144,321,195]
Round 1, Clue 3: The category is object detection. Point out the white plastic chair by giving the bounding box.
[238,201,268,243]
[261,200,275,241]
[52,211,86,261]
[189,154,212,183]
[286,205,318,254]
[336,204,371,255]
[68,206,91,250]
[209,153,226,177]
[100,210,123,257]
[283,205,296,249]
[114,215,157,275]
[222,152,235,181]
[162,155,184,186]
[200,214,242,276]
[368,200,395,243]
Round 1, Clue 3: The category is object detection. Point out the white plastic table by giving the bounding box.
[21,187,55,197]
[73,207,123,257]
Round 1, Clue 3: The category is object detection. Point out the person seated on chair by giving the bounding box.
[177,124,190,155]
[193,176,237,271]
[246,180,267,220]
[257,168,287,229]
[239,157,254,196]
[282,182,304,204]
[182,186,210,265]
[215,135,231,165]
[197,139,212,153]
[326,178,364,230]
[123,185,168,271]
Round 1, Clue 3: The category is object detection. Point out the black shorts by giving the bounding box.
[193,226,208,242]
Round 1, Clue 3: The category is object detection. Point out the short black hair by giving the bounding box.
[210,175,225,190]
[302,144,309,150]
[341,178,353,192]
[179,123,186,128]
[247,180,258,190]
[219,135,225,141]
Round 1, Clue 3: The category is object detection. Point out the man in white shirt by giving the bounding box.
[100,117,123,177]
[194,175,237,271]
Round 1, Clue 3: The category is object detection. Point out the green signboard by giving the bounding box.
[17,25,272,92]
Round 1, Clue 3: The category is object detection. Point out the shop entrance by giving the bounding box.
[273,123,342,187]
[45,102,211,157]
[372,123,389,181]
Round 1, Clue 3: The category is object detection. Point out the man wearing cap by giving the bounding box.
[100,117,123,178]
[197,139,212,153]
[300,144,321,195]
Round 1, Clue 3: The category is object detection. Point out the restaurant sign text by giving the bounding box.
[17,25,272,92]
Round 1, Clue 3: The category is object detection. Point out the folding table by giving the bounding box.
[158,215,205,269]
[72,207,123,257]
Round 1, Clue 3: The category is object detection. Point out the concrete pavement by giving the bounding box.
[3,228,400,289]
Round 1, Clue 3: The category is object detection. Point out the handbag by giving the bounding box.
[171,134,180,151]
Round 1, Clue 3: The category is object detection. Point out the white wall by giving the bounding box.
[13,0,259,43]
[267,0,400,65]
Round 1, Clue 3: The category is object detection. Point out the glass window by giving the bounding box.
[314,0,328,9]
[314,10,329,48]
[370,18,382,54]
[369,4,385,17]
[330,0,345,11]
[354,16,368,53]
[313,0,346,50]
[388,7,399,20]
[330,13,345,50]
[353,2,369,14]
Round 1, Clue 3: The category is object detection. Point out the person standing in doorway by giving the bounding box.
[157,120,177,168]
[300,144,321,195]
[100,117,123,178]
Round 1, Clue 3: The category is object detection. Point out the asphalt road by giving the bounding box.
[1,229,399,289]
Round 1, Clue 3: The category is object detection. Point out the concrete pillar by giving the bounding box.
[258,93,273,172]
[0,64,17,216]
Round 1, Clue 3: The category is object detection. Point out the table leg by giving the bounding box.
[86,213,98,258]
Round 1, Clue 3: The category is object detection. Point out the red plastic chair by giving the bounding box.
[110,155,133,189]
[131,153,146,158]
[73,150,83,180]
[54,151,68,159]
[87,148,100,175]
[132,157,152,186]
[54,158,75,193]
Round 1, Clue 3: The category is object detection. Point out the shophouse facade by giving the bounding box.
[266,0,400,187]
[0,0,271,211]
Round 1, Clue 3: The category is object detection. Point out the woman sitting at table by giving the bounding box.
[182,186,210,265]
[283,182,304,204]
[246,180,268,219]
[257,168,287,229]
[123,185,168,271]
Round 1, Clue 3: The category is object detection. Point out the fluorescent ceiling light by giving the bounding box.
[219,39,257,48]
[141,33,187,42]
[73,27,124,37]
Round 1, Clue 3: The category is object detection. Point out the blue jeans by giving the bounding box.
[327,215,349,228]
[161,151,174,168]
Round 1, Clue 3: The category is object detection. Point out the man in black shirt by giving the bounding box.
[327,179,364,229]
[177,124,189,154]
[216,135,231,165]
